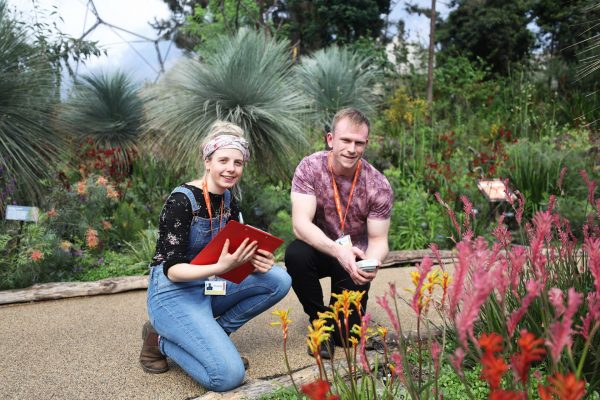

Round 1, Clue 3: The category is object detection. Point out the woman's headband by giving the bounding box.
[202,135,250,161]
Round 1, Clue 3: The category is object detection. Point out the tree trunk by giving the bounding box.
[426,0,437,106]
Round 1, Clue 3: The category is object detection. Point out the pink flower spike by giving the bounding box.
[359,314,371,372]
[411,257,433,316]
[376,294,400,333]
[493,215,511,248]
[507,279,542,338]
[580,170,597,206]
[448,239,473,320]
[549,288,565,317]
[436,192,461,240]
[429,243,445,270]
[548,288,565,318]
[557,167,567,192]
[450,347,465,378]
[503,178,514,206]
[515,191,526,225]
[390,352,405,383]
[547,195,556,214]
[546,288,583,364]
[586,292,600,323]
[508,246,527,296]
[431,340,441,374]
[461,195,473,230]
[580,314,593,341]
[584,237,600,293]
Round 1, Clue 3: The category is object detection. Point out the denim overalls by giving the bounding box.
[146,186,291,392]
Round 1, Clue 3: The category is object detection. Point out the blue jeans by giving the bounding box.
[147,264,291,392]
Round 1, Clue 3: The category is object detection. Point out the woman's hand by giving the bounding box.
[217,238,258,273]
[251,249,275,273]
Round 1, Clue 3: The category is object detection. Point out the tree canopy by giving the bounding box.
[437,0,534,76]
[154,0,392,54]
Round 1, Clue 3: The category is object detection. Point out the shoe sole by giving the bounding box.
[140,360,169,374]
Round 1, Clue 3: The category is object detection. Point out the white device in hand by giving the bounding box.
[356,259,378,272]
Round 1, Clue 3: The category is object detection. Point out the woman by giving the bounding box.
[139,121,291,392]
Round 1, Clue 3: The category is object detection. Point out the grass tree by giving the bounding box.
[59,71,144,172]
[143,28,309,180]
[296,45,382,135]
[0,0,65,207]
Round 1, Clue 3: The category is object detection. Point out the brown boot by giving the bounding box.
[139,321,169,373]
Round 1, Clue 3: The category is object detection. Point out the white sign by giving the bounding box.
[477,179,515,202]
[5,205,39,222]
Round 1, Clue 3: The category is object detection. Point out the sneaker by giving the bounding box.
[139,321,169,374]
[307,336,335,360]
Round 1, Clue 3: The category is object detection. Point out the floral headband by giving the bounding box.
[202,135,250,161]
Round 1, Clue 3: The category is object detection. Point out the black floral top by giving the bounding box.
[151,183,240,275]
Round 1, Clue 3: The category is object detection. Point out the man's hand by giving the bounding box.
[251,249,275,273]
[335,245,377,285]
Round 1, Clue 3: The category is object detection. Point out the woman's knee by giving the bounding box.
[267,266,292,299]
[203,362,245,392]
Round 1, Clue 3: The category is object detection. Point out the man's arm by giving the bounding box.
[291,191,371,285]
[364,218,391,266]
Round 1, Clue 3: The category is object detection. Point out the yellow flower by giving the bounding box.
[59,241,72,251]
[306,318,334,355]
[270,308,292,339]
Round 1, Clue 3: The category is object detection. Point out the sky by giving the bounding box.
[7,0,449,84]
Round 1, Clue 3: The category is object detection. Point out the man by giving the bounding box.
[285,108,393,359]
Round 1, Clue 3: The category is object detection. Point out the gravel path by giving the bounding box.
[0,266,424,400]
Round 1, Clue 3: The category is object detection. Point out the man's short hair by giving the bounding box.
[330,108,370,134]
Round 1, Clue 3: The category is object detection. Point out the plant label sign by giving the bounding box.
[5,205,39,222]
[477,179,515,202]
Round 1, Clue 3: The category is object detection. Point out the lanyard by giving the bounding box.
[327,151,362,235]
[201,178,224,233]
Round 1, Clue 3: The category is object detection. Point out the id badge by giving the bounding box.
[205,280,226,296]
[335,234,352,248]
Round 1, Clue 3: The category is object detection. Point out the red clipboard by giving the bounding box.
[189,220,284,284]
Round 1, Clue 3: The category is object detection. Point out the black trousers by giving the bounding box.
[284,239,370,346]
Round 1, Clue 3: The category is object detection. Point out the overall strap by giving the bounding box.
[224,189,231,210]
[170,186,201,216]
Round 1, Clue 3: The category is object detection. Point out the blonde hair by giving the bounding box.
[200,120,245,157]
[330,108,370,134]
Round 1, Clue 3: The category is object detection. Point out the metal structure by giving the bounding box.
[75,0,174,82]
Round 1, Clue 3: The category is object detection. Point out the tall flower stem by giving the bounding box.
[282,338,298,393]
[576,321,600,378]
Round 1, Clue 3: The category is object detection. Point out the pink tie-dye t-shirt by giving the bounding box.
[291,151,393,251]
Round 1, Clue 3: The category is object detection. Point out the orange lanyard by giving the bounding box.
[201,178,224,233]
[327,151,362,235]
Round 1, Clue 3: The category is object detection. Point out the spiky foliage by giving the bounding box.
[296,46,382,132]
[142,29,309,179]
[0,0,65,205]
[60,71,143,150]
[577,4,600,88]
